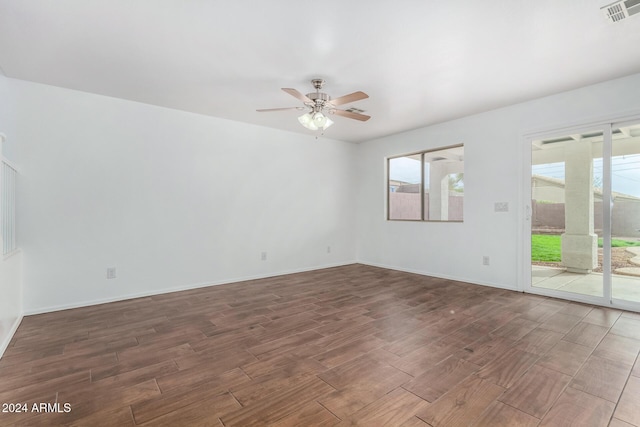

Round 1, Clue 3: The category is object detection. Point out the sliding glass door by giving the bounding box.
[525,119,640,310]
[529,127,604,303]
[611,122,640,307]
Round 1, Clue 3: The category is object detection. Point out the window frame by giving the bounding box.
[387,143,464,222]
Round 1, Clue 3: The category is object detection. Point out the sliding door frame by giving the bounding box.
[520,112,640,311]
[610,118,640,312]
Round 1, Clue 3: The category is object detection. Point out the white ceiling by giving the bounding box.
[1,1,640,143]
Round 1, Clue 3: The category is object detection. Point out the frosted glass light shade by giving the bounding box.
[298,112,318,130]
[298,111,333,131]
[312,112,327,127]
[323,117,334,129]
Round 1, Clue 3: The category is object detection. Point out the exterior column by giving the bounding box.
[428,162,449,220]
[561,141,597,273]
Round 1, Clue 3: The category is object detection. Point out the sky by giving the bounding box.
[389,157,421,184]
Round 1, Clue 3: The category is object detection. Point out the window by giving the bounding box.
[388,154,422,220]
[388,144,464,221]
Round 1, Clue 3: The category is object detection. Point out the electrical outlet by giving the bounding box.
[482,256,490,266]
[106,267,117,279]
[261,252,267,261]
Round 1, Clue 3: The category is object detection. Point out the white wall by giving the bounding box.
[356,73,640,290]
[7,70,640,320]
[11,78,357,314]
[0,74,23,358]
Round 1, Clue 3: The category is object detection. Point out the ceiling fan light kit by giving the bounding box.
[315,113,334,129]
[298,112,317,130]
[258,78,370,133]
[297,111,334,131]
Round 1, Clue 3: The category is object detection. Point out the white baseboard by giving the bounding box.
[0,314,23,359]
[23,260,358,316]
[358,261,519,292]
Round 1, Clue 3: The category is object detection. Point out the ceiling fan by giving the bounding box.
[257,79,370,131]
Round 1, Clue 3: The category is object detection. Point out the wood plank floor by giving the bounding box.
[1,264,639,426]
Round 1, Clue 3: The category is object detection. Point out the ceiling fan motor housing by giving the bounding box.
[305,92,331,112]
[306,79,331,111]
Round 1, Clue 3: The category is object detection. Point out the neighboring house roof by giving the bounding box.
[532,174,640,201]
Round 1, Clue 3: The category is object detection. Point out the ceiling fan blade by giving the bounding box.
[282,88,314,104]
[331,109,371,121]
[256,107,305,112]
[328,91,369,106]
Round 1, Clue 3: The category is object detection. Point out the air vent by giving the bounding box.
[541,137,573,145]
[345,107,366,114]
[601,0,640,22]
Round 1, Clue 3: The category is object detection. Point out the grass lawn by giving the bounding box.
[531,235,562,262]
[531,234,640,262]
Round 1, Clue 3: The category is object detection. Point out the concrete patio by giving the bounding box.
[532,265,640,303]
